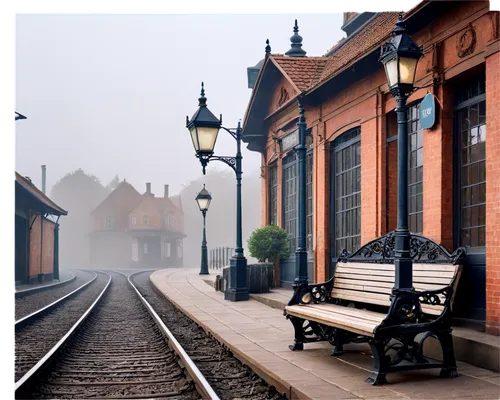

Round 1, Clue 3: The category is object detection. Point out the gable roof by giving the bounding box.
[15,172,68,216]
[271,55,328,92]
[242,9,425,153]
[91,180,141,216]
[128,194,181,216]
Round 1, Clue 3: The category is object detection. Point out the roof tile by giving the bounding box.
[316,12,399,88]
[271,56,328,92]
[267,12,399,93]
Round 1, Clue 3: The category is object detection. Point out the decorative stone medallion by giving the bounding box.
[457,25,476,58]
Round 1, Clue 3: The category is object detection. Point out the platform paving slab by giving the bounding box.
[151,268,500,400]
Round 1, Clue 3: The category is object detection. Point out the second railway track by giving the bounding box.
[16,271,218,400]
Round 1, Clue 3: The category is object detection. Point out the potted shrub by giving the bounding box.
[247,225,291,288]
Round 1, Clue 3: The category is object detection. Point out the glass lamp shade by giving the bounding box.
[190,125,220,154]
[195,185,212,212]
[399,56,418,85]
[384,56,418,89]
[384,58,398,88]
[196,197,211,212]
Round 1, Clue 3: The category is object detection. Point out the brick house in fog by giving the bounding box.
[15,172,67,284]
[242,2,500,334]
[89,181,185,268]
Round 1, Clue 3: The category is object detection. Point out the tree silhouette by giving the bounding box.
[50,169,110,268]
[106,174,120,191]
[180,167,262,268]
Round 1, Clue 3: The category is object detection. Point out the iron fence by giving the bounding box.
[209,247,234,270]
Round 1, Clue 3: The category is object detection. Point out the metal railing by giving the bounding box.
[209,247,234,270]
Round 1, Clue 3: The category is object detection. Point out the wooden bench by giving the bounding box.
[284,232,465,385]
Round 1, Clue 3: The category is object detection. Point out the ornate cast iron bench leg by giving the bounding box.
[366,339,389,385]
[438,330,459,378]
[289,316,305,351]
[331,329,346,356]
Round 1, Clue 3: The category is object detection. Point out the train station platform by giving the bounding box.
[150,268,500,400]
[15,269,74,294]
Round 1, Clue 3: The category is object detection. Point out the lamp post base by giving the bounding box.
[293,249,309,289]
[224,256,249,302]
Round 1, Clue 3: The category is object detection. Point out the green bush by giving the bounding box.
[247,225,291,263]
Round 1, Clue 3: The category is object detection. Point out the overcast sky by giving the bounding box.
[15,14,346,195]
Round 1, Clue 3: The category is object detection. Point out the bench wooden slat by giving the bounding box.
[337,262,458,273]
[334,278,448,291]
[333,282,447,303]
[334,280,447,295]
[330,289,443,316]
[335,272,453,286]
[336,266,455,279]
[285,305,378,336]
[305,303,386,323]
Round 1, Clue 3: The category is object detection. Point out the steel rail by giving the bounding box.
[15,270,98,327]
[14,271,112,395]
[127,270,221,400]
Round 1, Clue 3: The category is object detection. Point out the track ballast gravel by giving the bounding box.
[132,271,286,400]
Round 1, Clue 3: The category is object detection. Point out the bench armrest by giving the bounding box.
[287,277,335,307]
[380,285,453,328]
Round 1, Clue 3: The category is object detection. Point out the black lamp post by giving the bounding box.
[186,83,249,301]
[294,100,309,288]
[379,14,422,291]
[196,185,212,275]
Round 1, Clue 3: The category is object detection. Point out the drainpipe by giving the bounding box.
[41,165,46,194]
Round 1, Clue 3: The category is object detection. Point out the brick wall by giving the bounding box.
[486,48,500,335]
[422,84,454,250]
[254,3,498,295]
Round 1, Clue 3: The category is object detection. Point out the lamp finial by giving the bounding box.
[198,82,207,107]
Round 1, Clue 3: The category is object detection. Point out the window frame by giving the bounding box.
[453,88,486,250]
[282,151,298,253]
[330,127,361,268]
[105,216,113,229]
[306,150,314,253]
[268,162,278,225]
[407,102,424,234]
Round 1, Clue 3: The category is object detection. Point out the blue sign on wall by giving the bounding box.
[420,93,436,129]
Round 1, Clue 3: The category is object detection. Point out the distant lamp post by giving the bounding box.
[196,185,212,275]
[379,14,422,291]
[15,112,27,121]
[186,82,249,301]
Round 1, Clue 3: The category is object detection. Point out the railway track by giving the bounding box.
[16,271,219,400]
[131,271,285,400]
[15,270,97,321]
[15,271,109,383]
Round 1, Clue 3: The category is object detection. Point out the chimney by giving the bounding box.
[41,165,46,194]
[146,182,151,195]
[164,184,169,198]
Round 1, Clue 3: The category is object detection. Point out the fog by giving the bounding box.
[15,14,345,268]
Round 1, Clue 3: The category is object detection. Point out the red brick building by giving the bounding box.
[242,2,500,334]
[89,181,185,268]
[15,172,67,284]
